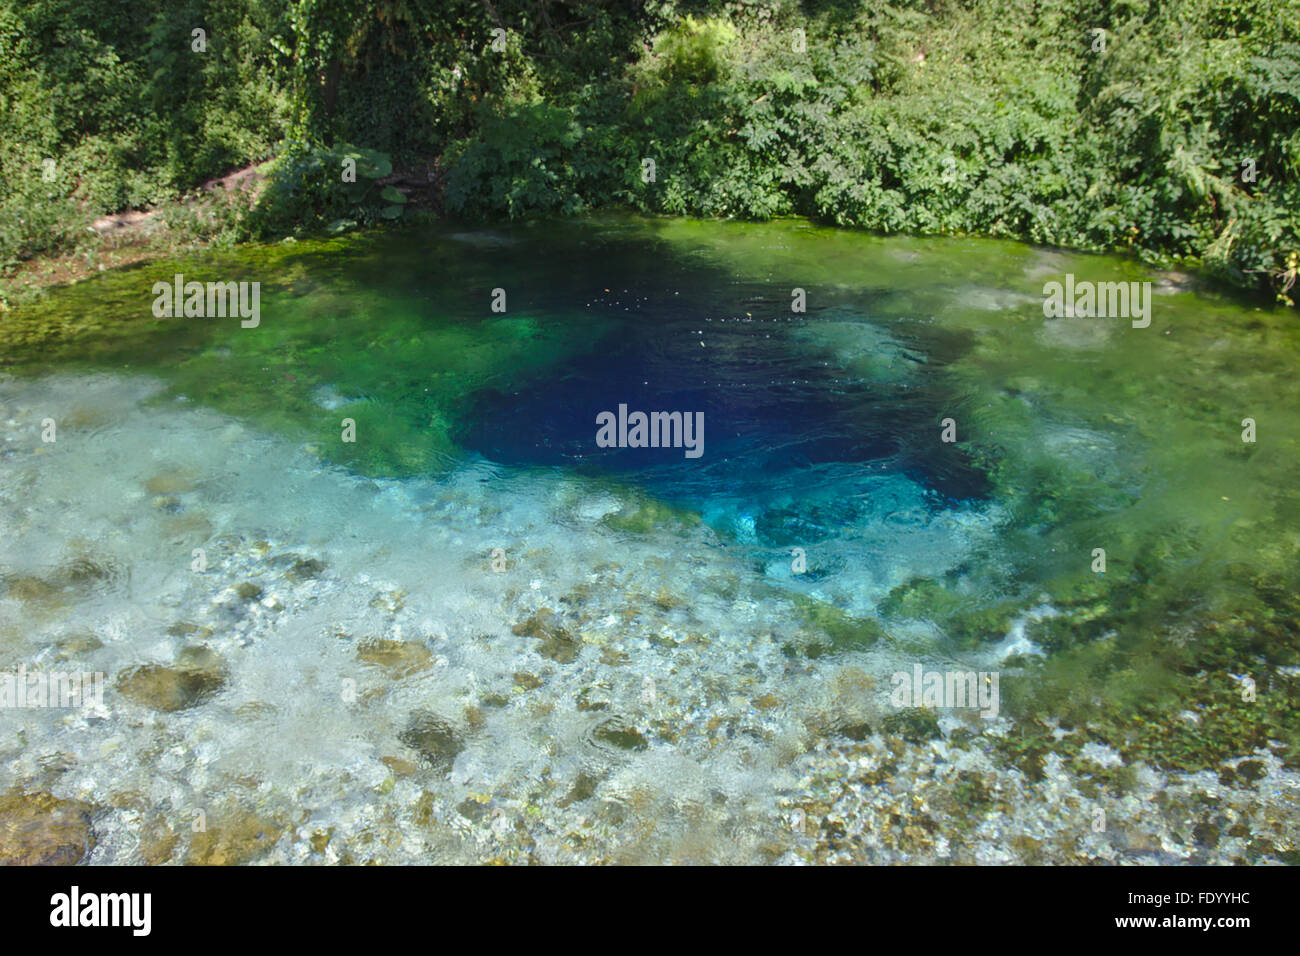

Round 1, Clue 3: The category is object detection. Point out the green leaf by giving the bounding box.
[358,155,393,179]
[380,185,407,204]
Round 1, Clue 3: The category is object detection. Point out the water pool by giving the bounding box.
[1,215,1297,864]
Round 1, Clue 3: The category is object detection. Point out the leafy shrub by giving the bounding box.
[248,143,404,237]
[444,103,587,217]
[2,0,1297,300]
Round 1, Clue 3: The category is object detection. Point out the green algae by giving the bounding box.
[598,492,703,535]
[159,300,600,477]
[882,707,943,744]
[786,594,887,657]
[877,576,1022,649]
[3,229,613,478]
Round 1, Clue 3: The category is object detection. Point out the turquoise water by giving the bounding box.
[1,216,1297,864]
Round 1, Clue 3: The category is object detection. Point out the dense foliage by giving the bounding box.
[2,0,1298,299]
[0,0,291,258]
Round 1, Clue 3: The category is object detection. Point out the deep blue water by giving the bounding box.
[463,265,990,549]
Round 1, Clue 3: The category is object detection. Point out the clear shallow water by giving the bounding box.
[1,216,1297,864]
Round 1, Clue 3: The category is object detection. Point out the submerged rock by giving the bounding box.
[54,631,103,659]
[368,588,406,613]
[268,553,327,581]
[356,638,432,677]
[512,672,543,691]
[165,621,213,639]
[380,756,418,777]
[398,711,464,771]
[512,609,582,664]
[0,791,96,865]
[138,817,181,865]
[187,809,285,865]
[144,469,198,495]
[556,771,603,808]
[882,708,943,743]
[116,646,228,712]
[590,716,649,752]
[0,566,113,614]
[598,495,701,535]
[3,574,65,606]
[287,557,326,581]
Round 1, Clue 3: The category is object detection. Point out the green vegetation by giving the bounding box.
[788,593,887,656]
[0,0,291,261]
[0,230,614,477]
[598,492,703,534]
[882,706,943,743]
[2,0,1297,301]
